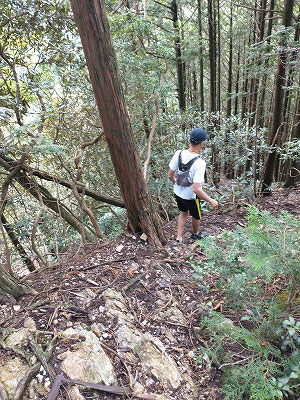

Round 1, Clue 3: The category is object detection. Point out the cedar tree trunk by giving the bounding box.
[261,0,295,192]
[70,0,165,245]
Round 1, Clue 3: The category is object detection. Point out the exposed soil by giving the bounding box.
[1,186,299,400]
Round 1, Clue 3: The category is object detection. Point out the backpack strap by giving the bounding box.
[178,151,200,172]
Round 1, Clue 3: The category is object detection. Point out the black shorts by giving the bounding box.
[174,194,202,220]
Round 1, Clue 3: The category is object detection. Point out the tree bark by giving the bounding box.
[255,0,275,128]
[234,44,241,116]
[197,0,205,111]
[261,0,295,192]
[1,215,36,272]
[283,96,300,187]
[208,0,217,113]
[70,0,166,245]
[216,0,221,112]
[171,0,186,111]
[226,0,233,117]
[0,266,34,300]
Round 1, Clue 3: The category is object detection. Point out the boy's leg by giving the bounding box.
[177,211,188,242]
[191,217,200,235]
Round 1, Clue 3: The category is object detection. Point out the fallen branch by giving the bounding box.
[13,363,41,400]
[47,374,159,400]
[28,334,55,382]
[13,341,54,400]
[121,272,148,295]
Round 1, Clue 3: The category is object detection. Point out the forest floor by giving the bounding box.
[1,185,300,400]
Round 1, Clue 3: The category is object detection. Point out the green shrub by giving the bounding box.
[192,207,300,399]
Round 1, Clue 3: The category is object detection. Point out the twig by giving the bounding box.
[218,355,253,369]
[143,61,168,181]
[81,256,135,271]
[121,272,147,295]
[13,341,54,400]
[47,374,159,399]
[28,334,55,382]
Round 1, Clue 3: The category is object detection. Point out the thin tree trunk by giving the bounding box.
[234,44,241,116]
[216,0,221,112]
[208,0,217,113]
[70,0,166,245]
[278,11,300,181]
[261,0,295,192]
[197,0,205,111]
[171,0,186,111]
[1,215,35,272]
[255,0,275,128]
[284,96,300,187]
[226,0,233,117]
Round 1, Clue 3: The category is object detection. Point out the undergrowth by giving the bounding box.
[191,207,300,399]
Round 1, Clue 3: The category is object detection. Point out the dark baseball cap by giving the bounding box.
[190,128,209,144]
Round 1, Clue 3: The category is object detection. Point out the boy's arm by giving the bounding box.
[168,169,176,184]
[192,183,218,209]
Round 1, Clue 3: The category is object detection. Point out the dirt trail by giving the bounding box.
[1,187,299,399]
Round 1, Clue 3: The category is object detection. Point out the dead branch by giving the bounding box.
[13,341,54,400]
[28,334,55,382]
[143,61,168,182]
[13,363,41,400]
[121,272,148,295]
[71,182,104,239]
[0,153,125,208]
[47,374,160,400]
[111,0,126,15]
[31,207,48,268]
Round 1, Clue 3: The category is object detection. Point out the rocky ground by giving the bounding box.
[0,186,299,400]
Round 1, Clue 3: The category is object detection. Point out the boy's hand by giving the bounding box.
[210,199,218,209]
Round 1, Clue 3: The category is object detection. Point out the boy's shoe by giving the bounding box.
[191,231,208,240]
[176,238,185,244]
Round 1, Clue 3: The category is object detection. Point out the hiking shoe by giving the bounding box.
[191,231,208,240]
[176,239,185,244]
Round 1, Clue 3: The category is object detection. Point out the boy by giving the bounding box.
[168,128,218,243]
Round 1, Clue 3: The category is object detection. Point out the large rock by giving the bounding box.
[2,328,31,349]
[60,327,117,386]
[102,289,182,390]
[102,288,134,324]
[117,324,182,389]
[0,357,28,398]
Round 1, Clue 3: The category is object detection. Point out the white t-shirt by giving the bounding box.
[169,150,206,200]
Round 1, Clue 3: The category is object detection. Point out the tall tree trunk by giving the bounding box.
[249,0,267,128]
[226,0,233,117]
[216,0,221,112]
[246,0,267,175]
[234,44,241,116]
[278,11,300,181]
[284,96,300,187]
[70,0,165,245]
[241,35,250,119]
[171,0,186,111]
[208,0,217,113]
[197,0,205,111]
[261,0,295,192]
[1,215,35,272]
[255,0,275,128]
